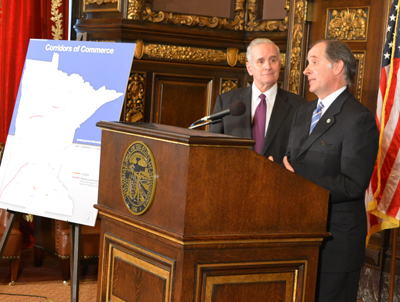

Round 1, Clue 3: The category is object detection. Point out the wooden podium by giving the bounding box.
[95,121,330,302]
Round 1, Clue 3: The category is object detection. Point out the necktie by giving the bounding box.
[309,102,324,134]
[252,94,267,154]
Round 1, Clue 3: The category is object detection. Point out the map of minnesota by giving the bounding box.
[0,52,123,217]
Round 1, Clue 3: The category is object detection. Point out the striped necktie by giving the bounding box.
[309,102,324,134]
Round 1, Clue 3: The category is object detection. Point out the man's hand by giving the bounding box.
[268,156,274,161]
[283,156,295,173]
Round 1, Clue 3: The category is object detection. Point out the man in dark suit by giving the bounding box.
[210,38,306,163]
[283,40,379,302]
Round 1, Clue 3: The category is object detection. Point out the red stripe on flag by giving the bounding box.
[379,118,400,196]
[387,180,400,218]
[380,67,388,99]
[384,59,400,127]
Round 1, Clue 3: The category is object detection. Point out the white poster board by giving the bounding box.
[0,39,136,226]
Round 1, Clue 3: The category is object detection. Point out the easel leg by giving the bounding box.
[0,211,21,258]
[69,222,81,302]
[388,227,398,302]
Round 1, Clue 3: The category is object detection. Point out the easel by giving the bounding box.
[389,227,399,302]
[0,210,84,301]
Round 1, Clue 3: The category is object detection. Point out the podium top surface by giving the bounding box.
[96,121,254,148]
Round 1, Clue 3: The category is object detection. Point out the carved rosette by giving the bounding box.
[125,73,145,123]
[128,0,142,20]
[245,0,288,32]
[237,52,247,65]
[326,8,368,41]
[354,52,365,102]
[141,0,245,30]
[51,0,63,40]
[288,0,305,94]
[221,79,238,94]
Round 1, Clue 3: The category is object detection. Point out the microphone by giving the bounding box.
[200,101,246,122]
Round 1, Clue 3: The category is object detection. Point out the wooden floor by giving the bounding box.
[0,247,98,284]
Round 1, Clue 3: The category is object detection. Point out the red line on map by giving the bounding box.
[0,162,29,198]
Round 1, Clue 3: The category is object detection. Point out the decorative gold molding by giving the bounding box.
[83,0,120,12]
[354,52,365,102]
[245,0,288,32]
[128,0,142,20]
[126,73,145,123]
[84,0,117,4]
[144,44,227,63]
[134,40,286,70]
[326,7,369,41]
[134,39,144,59]
[227,48,239,67]
[288,0,306,94]
[51,0,63,40]
[221,79,238,94]
[141,0,245,30]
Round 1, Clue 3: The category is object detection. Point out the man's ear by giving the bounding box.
[246,62,253,76]
[333,60,345,76]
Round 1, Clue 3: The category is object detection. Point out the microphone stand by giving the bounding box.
[188,119,222,130]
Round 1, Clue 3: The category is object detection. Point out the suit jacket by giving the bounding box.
[209,86,306,163]
[286,88,379,273]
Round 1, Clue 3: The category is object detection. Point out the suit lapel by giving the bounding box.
[238,86,252,140]
[295,89,350,159]
[260,87,289,155]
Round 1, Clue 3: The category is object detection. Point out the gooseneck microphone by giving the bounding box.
[200,100,246,122]
[189,101,246,129]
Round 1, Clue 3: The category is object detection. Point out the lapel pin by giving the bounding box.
[326,119,331,123]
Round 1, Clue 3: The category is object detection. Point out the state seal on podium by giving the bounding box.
[121,141,157,215]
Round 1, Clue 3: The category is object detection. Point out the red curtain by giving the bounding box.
[0,0,69,248]
[0,0,69,144]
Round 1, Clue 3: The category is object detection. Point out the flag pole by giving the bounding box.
[388,227,398,302]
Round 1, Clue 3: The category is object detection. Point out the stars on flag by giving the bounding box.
[383,3,400,66]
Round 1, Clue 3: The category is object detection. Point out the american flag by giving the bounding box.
[365,0,400,244]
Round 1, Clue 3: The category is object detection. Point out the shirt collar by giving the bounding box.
[317,86,347,115]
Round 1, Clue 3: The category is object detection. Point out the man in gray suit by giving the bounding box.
[283,40,379,302]
[209,38,306,163]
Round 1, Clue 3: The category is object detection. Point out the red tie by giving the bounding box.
[252,94,267,154]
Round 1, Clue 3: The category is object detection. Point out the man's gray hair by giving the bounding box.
[246,38,280,64]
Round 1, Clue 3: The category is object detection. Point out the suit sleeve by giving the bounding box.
[209,95,224,134]
[309,111,379,203]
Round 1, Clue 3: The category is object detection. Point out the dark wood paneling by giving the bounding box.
[112,257,165,301]
[213,282,286,302]
[152,74,213,128]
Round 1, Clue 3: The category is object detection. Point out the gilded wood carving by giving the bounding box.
[51,0,64,40]
[326,8,368,41]
[221,79,239,94]
[288,0,306,94]
[246,0,288,31]
[142,0,246,30]
[128,0,142,20]
[354,52,365,102]
[126,73,145,122]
